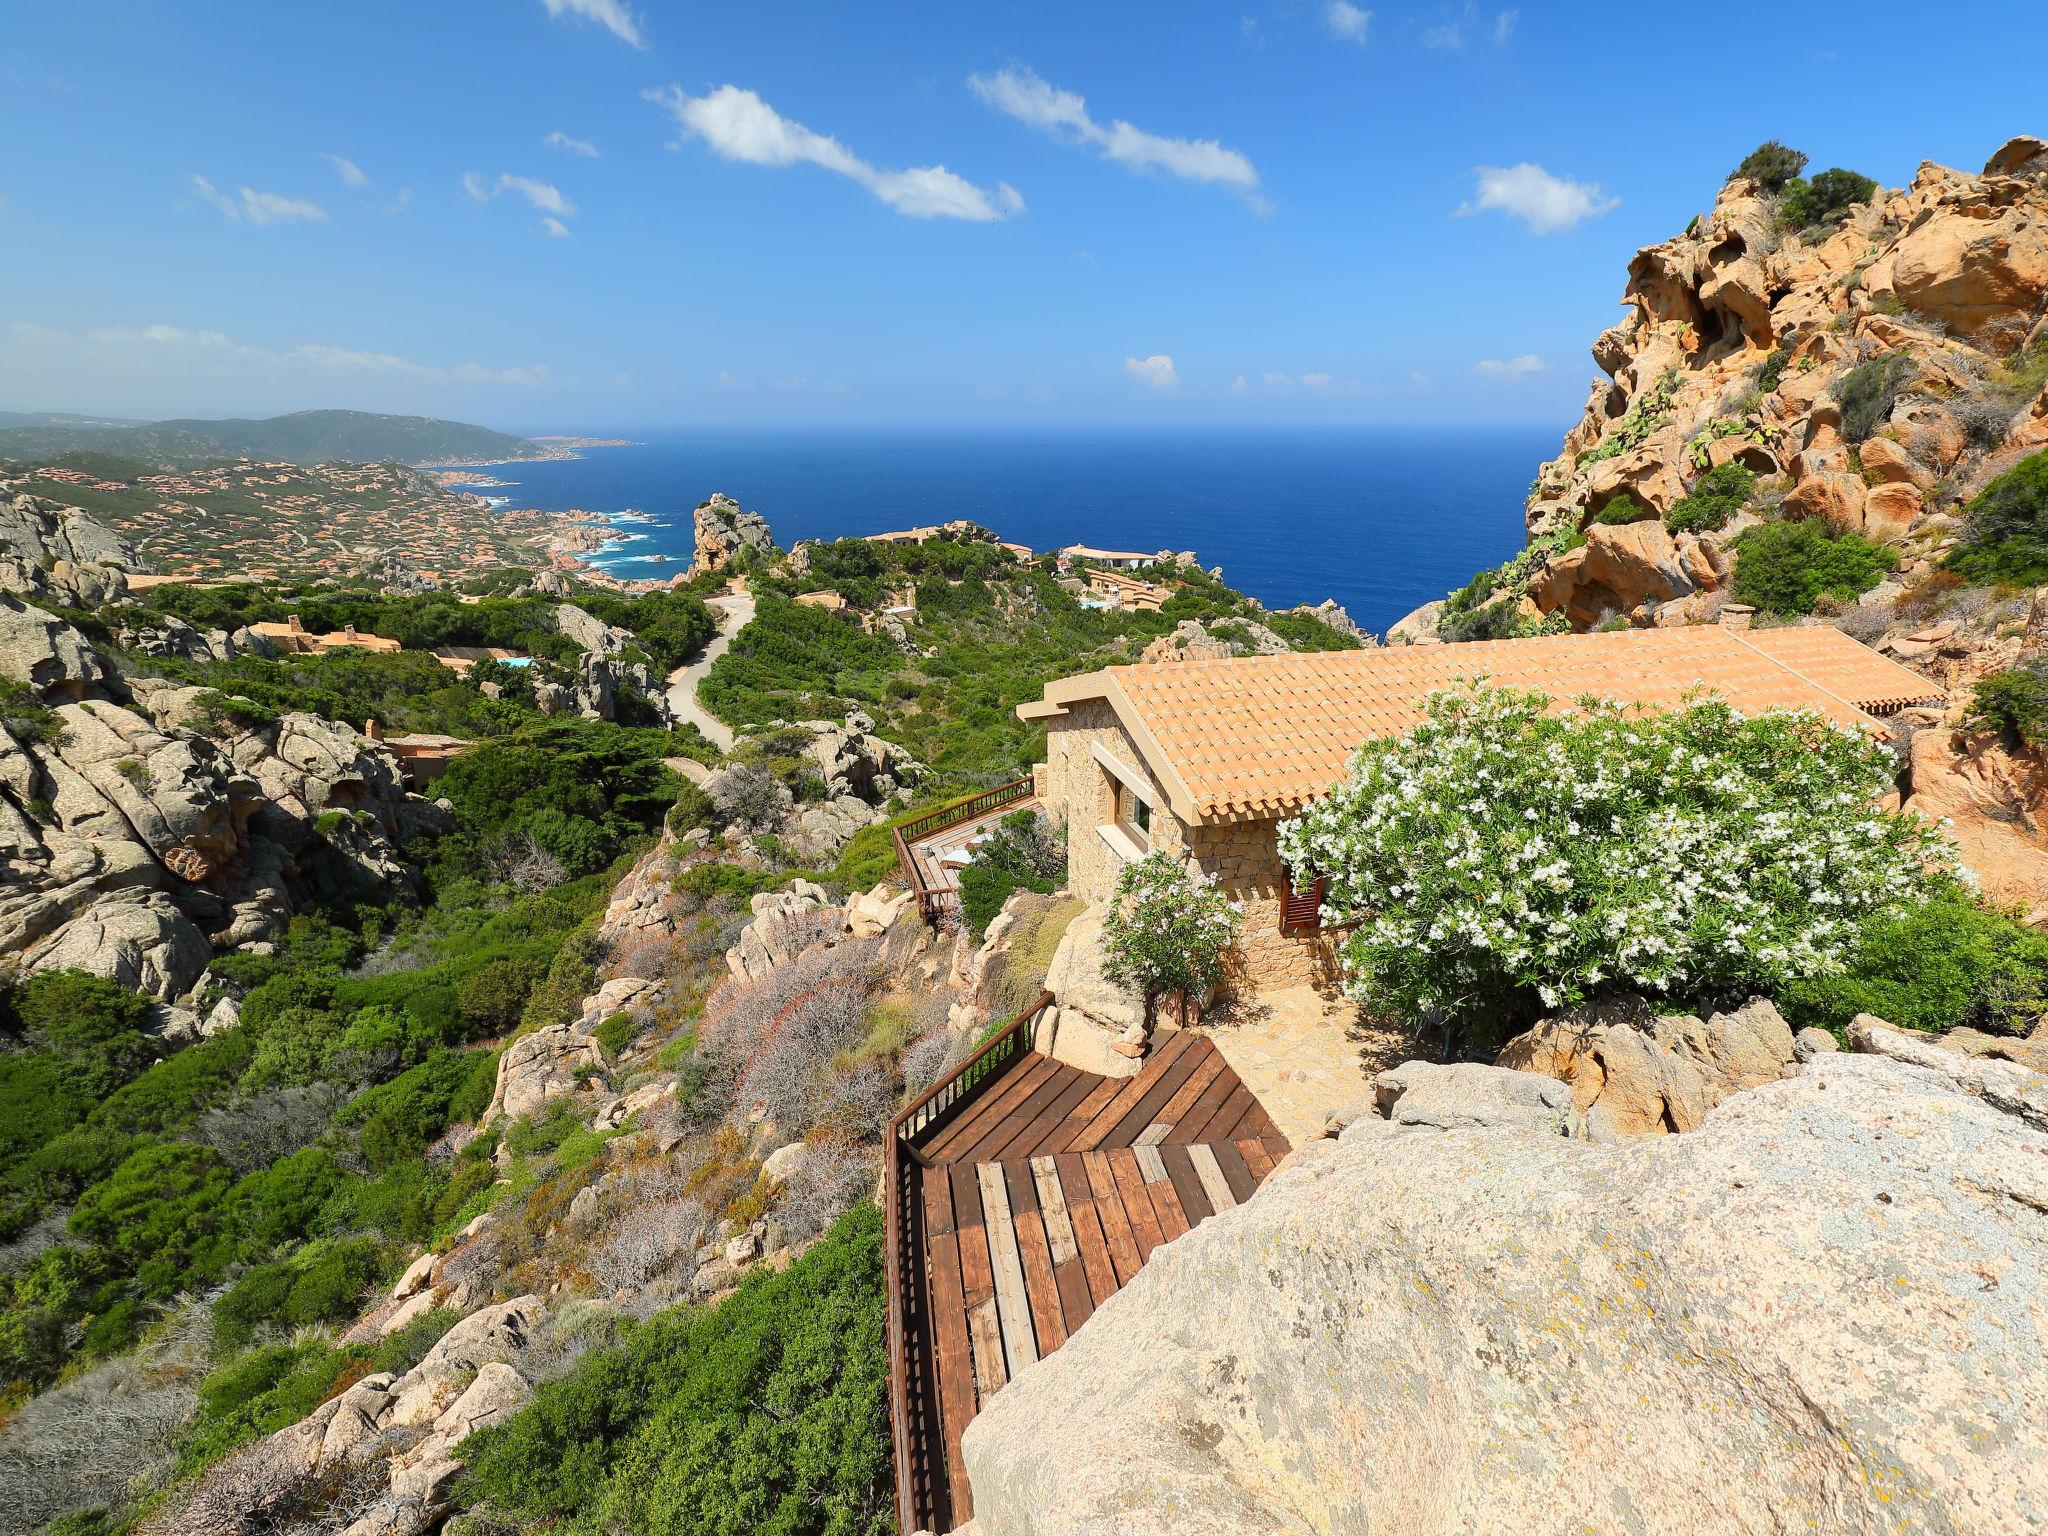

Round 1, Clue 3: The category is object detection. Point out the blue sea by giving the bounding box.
[466,426,1557,636]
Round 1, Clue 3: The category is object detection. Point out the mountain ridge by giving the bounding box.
[0,408,551,469]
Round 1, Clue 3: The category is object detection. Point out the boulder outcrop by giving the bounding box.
[684,492,776,579]
[962,1043,2048,1535]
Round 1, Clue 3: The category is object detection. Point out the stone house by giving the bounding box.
[1019,624,1941,998]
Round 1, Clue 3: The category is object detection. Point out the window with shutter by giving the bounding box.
[1281,867,1325,934]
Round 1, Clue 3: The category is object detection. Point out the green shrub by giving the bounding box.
[1778,167,1878,230]
[1732,140,1807,193]
[371,1305,461,1375]
[1781,887,2048,1036]
[213,1236,385,1350]
[456,1202,892,1536]
[457,955,548,1037]
[1277,683,1955,1050]
[68,1142,234,1298]
[1100,853,1241,1017]
[1665,462,1757,535]
[1946,451,2048,586]
[180,1339,372,1474]
[1835,353,1916,444]
[1969,663,2048,748]
[595,1011,637,1061]
[1730,519,1897,614]
[1591,494,1654,526]
[955,810,1065,938]
[1757,345,1790,393]
[0,677,67,746]
[666,778,716,836]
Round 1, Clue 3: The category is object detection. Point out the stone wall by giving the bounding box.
[1186,817,1342,993]
[1041,703,1339,995]
[1040,699,1185,905]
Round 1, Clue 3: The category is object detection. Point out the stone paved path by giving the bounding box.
[664,592,752,753]
[1193,984,1422,1148]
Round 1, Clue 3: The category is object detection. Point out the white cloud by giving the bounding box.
[1324,2,1372,44]
[188,174,328,226]
[320,153,369,187]
[1248,369,1365,396]
[538,0,644,49]
[1474,354,1546,377]
[1455,163,1618,234]
[464,173,577,234]
[1124,354,1179,391]
[1421,5,1518,48]
[1230,373,1250,394]
[12,321,549,392]
[647,83,1023,222]
[545,131,601,158]
[1407,370,1433,391]
[968,67,1260,203]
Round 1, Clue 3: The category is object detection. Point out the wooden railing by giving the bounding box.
[884,990,1053,1536]
[890,776,1036,925]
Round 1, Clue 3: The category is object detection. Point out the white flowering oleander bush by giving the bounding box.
[1277,682,1955,1042]
[1101,852,1242,1013]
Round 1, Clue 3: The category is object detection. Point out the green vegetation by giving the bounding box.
[1777,167,1879,231]
[1835,353,1916,444]
[1781,886,2048,1037]
[1731,140,1808,193]
[956,809,1067,937]
[456,1203,892,1536]
[1946,451,2048,586]
[1577,370,1682,468]
[1100,853,1242,1022]
[1665,462,1757,535]
[1437,528,1582,642]
[1968,662,2048,748]
[1591,494,1654,526]
[1279,684,1956,1051]
[0,675,68,746]
[1730,519,1897,614]
[0,408,539,468]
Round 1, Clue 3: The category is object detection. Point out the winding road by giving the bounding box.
[665,592,753,755]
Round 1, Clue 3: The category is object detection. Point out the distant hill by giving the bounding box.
[0,408,546,468]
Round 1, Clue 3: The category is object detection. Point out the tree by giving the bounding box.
[1277,683,1953,1051]
[1777,167,1878,230]
[1099,853,1242,1023]
[1730,519,1897,614]
[1731,140,1808,193]
[1946,451,2048,586]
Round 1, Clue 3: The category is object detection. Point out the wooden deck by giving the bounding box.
[890,777,1036,924]
[889,1026,1289,1532]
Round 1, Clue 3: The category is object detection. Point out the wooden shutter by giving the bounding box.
[1281,869,1325,934]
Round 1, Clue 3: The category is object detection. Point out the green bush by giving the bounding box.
[213,1235,386,1350]
[1732,140,1807,193]
[1730,519,1897,614]
[1665,462,1756,534]
[458,956,548,1038]
[69,1142,234,1299]
[666,778,717,836]
[595,1011,637,1061]
[0,678,67,747]
[1778,167,1878,230]
[1781,887,2048,1036]
[1278,683,1955,1048]
[180,1339,371,1474]
[1946,451,2048,586]
[1835,353,1916,444]
[456,1202,892,1536]
[1969,663,2048,748]
[1591,494,1654,526]
[1100,853,1241,1015]
[955,810,1065,938]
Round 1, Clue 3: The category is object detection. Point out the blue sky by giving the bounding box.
[1,0,2040,433]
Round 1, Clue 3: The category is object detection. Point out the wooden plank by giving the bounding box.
[951,1163,994,1308]
[965,1297,1008,1405]
[1135,1122,1172,1146]
[920,1179,978,1518]
[1135,1143,1169,1184]
[1002,1160,1068,1356]
[922,1057,1060,1163]
[1052,1254,1094,1333]
[1149,1047,1229,1138]
[1237,1136,1275,1183]
[1218,1090,1265,1142]
[1261,1134,1292,1164]
[1160,1143,1214,1227]
[1209,1137,1258,1206]
[1090,1035,1212,1151]
[1146,1159,1193,1243]
[981,1066,1102,1164]
[1058,1153,1120,1304]
[1107,1147,1166,1259]
[1188,1143,1239,1213]
[1187,1083,1254,1146]
[1082,1149,1144,1283]
[1030,1157,1079,1265]
[1067,1033,1195,1152]
[1172,1057,1245,1142]
[976,1163,1040,1376]
[1039,1074,1130,1154]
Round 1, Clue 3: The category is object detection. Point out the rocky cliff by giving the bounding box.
[684,491,777,579]
[0,586,444,1003]
[962,1029,2048,1534]
[1397,135,2048,638]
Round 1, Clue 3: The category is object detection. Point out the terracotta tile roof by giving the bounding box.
[1021,625,1944,823]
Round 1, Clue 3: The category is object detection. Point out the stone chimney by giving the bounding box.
[363,719,383,741]
[288,614,304,633]
[1719,603,1756,632]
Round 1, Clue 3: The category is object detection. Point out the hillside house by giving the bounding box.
[1081,567,1171,611]
[253,615,401,655]
[1018,625,1943,997]
[1058,543,1159,571]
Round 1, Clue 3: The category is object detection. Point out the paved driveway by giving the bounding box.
[665,593,753,752]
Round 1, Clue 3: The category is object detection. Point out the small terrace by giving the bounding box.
[891,777,1037,924]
